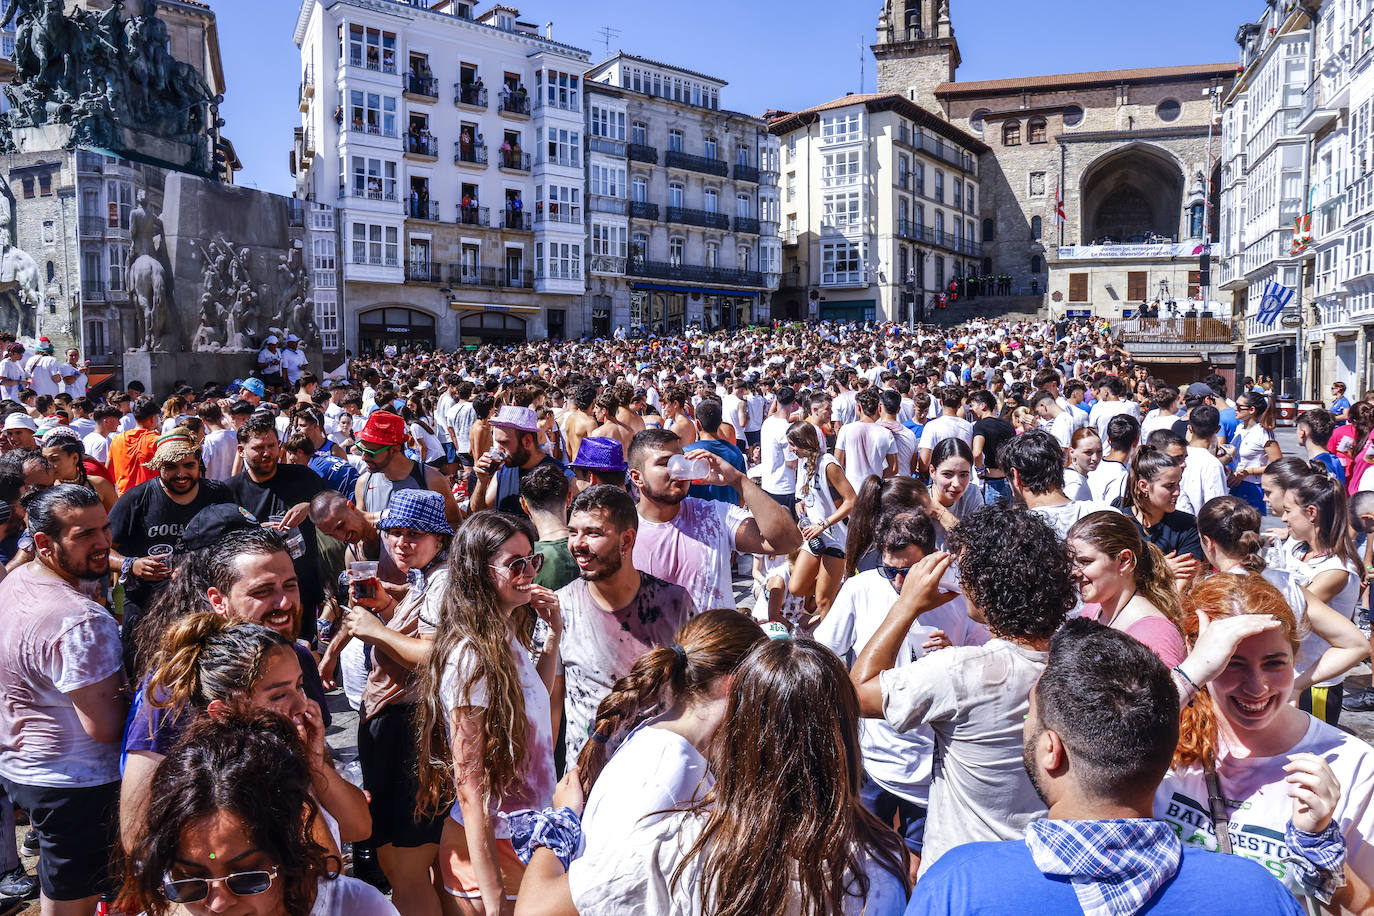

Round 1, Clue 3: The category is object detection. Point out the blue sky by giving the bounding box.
[220,0,1259,195]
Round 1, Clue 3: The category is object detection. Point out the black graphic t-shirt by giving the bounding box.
[110,478,235,613]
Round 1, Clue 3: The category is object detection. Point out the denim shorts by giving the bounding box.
[858,771,926,854]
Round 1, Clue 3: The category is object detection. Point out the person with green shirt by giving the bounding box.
[521,462,579,590]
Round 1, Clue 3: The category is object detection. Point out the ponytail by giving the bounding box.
[786,420,822,502]
[576,610,764,795]
[1197,495,1266,573]
[1124,445,1180,517]
[145,612,291,714]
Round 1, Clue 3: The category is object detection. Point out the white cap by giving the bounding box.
[264,335,279,345]
[4,413,37,432]
[286,334,300,343]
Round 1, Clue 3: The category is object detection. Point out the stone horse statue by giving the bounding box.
[1,0,78,92]
[128,253,168,350]
[0,208,40,338]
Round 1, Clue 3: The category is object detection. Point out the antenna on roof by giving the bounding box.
[596,25,621,60]
[859,35,865,94]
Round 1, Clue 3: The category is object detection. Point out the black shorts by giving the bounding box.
[358,703,448,848]
[745,429,762,449]
[2,778,119,900]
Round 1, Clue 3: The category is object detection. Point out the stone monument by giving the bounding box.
[0,207,40,339]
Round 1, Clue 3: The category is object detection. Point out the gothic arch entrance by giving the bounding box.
[1079,145,1185,245]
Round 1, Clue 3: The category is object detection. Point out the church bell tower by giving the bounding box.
[873,0,961,113]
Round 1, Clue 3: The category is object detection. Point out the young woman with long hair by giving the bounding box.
[1195,496,1367,700]
[1141,385,1182,438]
[1063,426,1101,502]
[1226,391,1281,513]
[1065,510,1186,665]
[414,511,561,915]
[786,420,856,619]
[1279,470,1364,725]
[1116,445,1204,580]
[116,710,398,916]
[843,475,927,576]
[925,437,984,547]
[1156,574,1374,913]
[516,639,909,915]
[317,488,457,916]
[40,429,116,509]
[119,614,370,860]
[514,610,765,912]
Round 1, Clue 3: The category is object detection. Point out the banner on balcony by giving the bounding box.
[1255,281,1295,328]
[1057,243,1209,260]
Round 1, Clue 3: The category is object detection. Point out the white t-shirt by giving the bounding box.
[1029,499,1122,541]
[796,453,846,551]
[83,429,112,465]
[439,634,555,838]
[309,876,399,915]
[1062,467,1092,502]
[1230,424,1273,482]
[753,561,807,627]
[575,720,710,868]
[0,358,25,400]
[1089,399,1140,440]
[633,497,749,613]
[1155,715,1374,899]
[815,570,987,805]
[568,808,907,916]
[1177,446,1228,516]
[1087,459,1128,504]
[201,428,238,482]
[835,421,897,493]
[758,414,796,495]
[410,420,442,464]
[59,363,86,398]
[918,414,974,454]
[280,347,307,384]
[25,354,60,397]
[1284,546,1360,687]
[833,391,858,426]
[448,400,476,452]
[881,420,918,477]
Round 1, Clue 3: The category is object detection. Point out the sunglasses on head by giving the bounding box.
[490,552,545,577]
[162,867,278,903]
[877,562,913,581]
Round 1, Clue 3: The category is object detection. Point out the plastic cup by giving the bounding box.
[667,454,709,481]
[349,560,379,600]
[269,515,307,560]
[148,543,173,570]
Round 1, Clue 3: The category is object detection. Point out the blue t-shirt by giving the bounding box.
[310,452,361,496]
[1218,407,1240,443]
[1313,450,1347,485]
[1331,395,1351,417]
[687,438,747,506]
[905,839,1302,915]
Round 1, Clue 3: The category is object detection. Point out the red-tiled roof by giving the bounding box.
[936,63,1236,96]
[766,93,987,153]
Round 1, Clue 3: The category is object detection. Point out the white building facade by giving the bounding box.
[293,0,590,352]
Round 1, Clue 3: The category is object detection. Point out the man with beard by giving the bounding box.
[353,410,460,525]
[629,428,801,612]
[0,486,124,916]
[118,514,329,850]
[556,484,697,763]
[228,412,328,640]
[471,405,568,516]
[108,428,234,665]
[906,620,1301,915]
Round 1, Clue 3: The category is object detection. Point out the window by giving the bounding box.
[935,256,944,290]
[351,222,398,265]
[349,90,397,136]
[669,237,684,266]
[591,221,627,257]
[1003,121,1021,146]
[106,180,132,228]
[1127,271,1147,300]
[934,170,944,202]
[668,129,683,152]
[539,241,581,279]
[706,241,719,268]
[1157,99,1181,122]
[704,188,719,213]
[538,69,580,111]
[590,164,625,197]
[820,113,861,143]
[823,191,861,229]
[352,156,397,200]
[786,173,795,202]
[935,211,944,236]
[1028,118,1047,143]
[38,173,51,196]
[736,194,751,218]
[85,319,107,357]
[669,183,684,208]
[737,245,749,270]
[543,127,580,167]
[703,137,718,160]
[1063,105,1084,127]
[822,151,861,187]
[1187,270,1202,299]
[313,238,336,288]
[631,232,648,260]
[821,240,863,283]
[953,180,962,209]
[41,220,54,245]
[1030,216,1042,239]
[1068,272,1088,301]
[590,106,625,140]
[347,24,397,73]
[631,121,648,145]
[1030,255,1043,274]
[107,243,127,290]
[314,292,339,351]
[982,218,994,242]
[915,162,925,196]
[538,184,580,222]
[631,176,647,202]
[966,183,975,213]
[736,145,752,166]
[1029,172,1046,197]
[21,177,33,199]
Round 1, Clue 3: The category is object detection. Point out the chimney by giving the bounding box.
[545,22,553,39]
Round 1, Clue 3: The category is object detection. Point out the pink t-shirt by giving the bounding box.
[1081,603,1187,667]
[633,497,749,612]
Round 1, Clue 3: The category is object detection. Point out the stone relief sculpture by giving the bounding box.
[0,207,40,339]
[0,0,223,174]
[188,237,317,353]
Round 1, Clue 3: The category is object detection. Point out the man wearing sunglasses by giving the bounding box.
[353,410,461,527]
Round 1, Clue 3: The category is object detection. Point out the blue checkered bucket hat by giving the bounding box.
[377,489,454,536]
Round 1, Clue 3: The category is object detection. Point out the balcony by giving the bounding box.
[455,83,488,109]
[897,218,926,242]
[735,216,760,234]
[783,228,798,245]
[626,258,766,288]
[348,254,401,268]
[339,186,400,205]
[406,260,443,283]
[1116,316,1235,349]
[502,210,532,231]
[760,168,779,187]
[535,207,581,226]
[589,255,626,275]
[405,134,439,159]
[405,73,439,100]
[345,51,398,75]
[821,269,869,288]
[733,163,759,183]
[454,142,488,167]
[589,196,627,216]
[666,206,730,230]
[503,269,533,289]
[453,264,497,287]
[629,201,659,220]
[79,214,106,236]
[1247,313,1296,340]
[498,92,531,117]
[894,125,977,174]
[348,120,398,140]
[82,280,105,300]
[539,152,580,169]
[627,143,658,164]
[588,137,625,157]
[455,205,489,227]
[406,199,439,221]
[499,150,531,172]
[76,150,105,173]
[298,67,314,112]
[665,149,728,177]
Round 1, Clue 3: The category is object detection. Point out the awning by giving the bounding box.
[629,283,761,298]
[448,302,541,313]
[1249,343,1294,356]
[86,371,114,389]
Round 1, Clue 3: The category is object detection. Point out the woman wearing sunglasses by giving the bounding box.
[414,511,561,915]
[116,709,397,916]
[316,488,454,916]
[1225,392,1281,515]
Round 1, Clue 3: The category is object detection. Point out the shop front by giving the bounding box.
[819,299,876,324]
[458,308,531,348]
[357,307,436,356]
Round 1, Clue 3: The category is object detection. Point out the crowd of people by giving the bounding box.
[0,316,1373,915]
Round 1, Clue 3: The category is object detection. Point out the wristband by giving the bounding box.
[509,806,583,870]
[120,556,136,584]
[1284,820,1346,903]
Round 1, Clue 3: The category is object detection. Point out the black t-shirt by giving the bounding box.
[1111,497,1206,562]
[229,465,328,634]
[495,455,566,515]
[972,416,1016,473]
[110,478,235,612]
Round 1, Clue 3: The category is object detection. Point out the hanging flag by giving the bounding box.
[1256,280,1295,327]
[1290,213,1313,255]
[1054,182,1066,227]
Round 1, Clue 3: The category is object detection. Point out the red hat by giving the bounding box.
[358,410,406,446]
